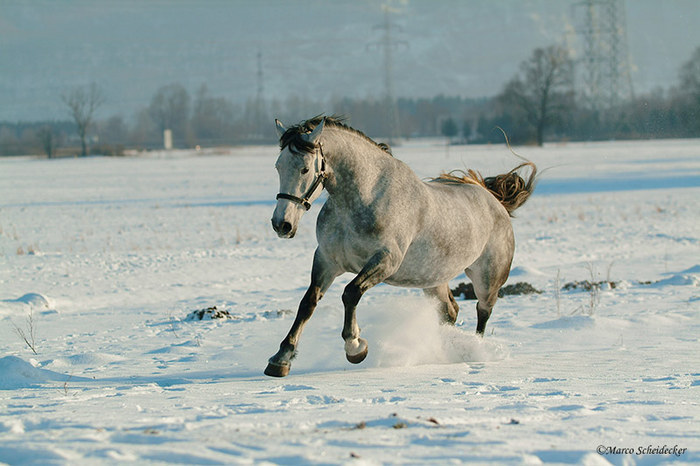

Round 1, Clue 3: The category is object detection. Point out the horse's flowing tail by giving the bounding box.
[483,161,537,215]
[434,161,537,216]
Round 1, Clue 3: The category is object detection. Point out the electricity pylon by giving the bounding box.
[369,4,406,144]
[574,0,634,112]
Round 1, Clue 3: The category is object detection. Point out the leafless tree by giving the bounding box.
[36,126,58,158]
[679,46,700,96]
[62,83,105,156]
[148,83,190,145]
[191,84,235,145]
[500,45,574,146]
[678,46,700,132]
[97,115,129,148]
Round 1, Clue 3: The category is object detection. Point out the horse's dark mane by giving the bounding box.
[279,115,392,156]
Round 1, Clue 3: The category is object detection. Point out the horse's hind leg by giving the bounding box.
[423,284,459,324]
[465,237,514,335]
[265,249,340,377]
[465,265,505,335]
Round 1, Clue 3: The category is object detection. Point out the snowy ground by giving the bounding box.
[0,139,698,465]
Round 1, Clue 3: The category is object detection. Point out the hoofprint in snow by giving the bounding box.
[0,139,698,464]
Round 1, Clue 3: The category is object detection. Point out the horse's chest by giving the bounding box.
[317,208,386,273]
[318,227,374,273]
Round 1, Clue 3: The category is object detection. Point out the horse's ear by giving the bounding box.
[305,118,325,144]
[275,119,287,137]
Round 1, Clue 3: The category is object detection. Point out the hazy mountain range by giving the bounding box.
[2,0,699,122]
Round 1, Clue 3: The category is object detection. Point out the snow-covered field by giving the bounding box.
[1,139,698,465]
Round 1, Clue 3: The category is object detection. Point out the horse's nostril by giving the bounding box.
[280,222,292,235]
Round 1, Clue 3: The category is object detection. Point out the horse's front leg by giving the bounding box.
[265,250,339,377]
[342,248,402,364]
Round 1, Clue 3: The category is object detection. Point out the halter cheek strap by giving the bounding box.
[276,143,327,211]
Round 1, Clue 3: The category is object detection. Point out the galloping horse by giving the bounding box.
[266,116,536,377]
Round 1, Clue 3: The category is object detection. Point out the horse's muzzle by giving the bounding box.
[271,218,295,238]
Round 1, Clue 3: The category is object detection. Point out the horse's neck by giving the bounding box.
[323,129,387,201]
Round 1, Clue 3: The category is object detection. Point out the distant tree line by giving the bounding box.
[459,44,700,146]
[1,45,699,156]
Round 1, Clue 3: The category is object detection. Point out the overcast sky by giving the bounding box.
[2,0,699,121]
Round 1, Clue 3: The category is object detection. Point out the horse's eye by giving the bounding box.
[301,167,310,174]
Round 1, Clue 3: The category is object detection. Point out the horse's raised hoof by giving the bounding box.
[264,361,290,377]
[345,339,369,364]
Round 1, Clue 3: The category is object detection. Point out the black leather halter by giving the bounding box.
[276,143,327,211]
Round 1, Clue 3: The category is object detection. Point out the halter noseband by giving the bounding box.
[276,142,327,211]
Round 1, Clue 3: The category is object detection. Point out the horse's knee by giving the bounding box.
[303,285,322,306]
[296,286,321,321]
[342,283,362,308]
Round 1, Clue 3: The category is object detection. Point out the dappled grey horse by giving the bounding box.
[266,116,536,377]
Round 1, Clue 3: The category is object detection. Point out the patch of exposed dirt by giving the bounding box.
[562,280,618,291]
[185,306,232,320]
[451,282,543,300]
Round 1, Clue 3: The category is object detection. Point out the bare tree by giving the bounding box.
[148,83,190,146]
[191,84,235,145]
[62,83,104,156]
[679,46,700,96]
[500,45,574,146]
[97,115,128,149]
[440,117,458,140]
[36,126,59,158]
[679,46,700,133]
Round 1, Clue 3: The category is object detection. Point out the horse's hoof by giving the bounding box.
[264,361,290,377]
[346,339,368,364]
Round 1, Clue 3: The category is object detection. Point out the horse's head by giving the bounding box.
[271,118,326,239]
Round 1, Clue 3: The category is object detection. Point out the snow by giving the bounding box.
[0,139,699,464]
[0,356,82,390]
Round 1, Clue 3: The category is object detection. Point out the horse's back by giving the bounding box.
[384,180,514,288]
[422,180,513,237]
